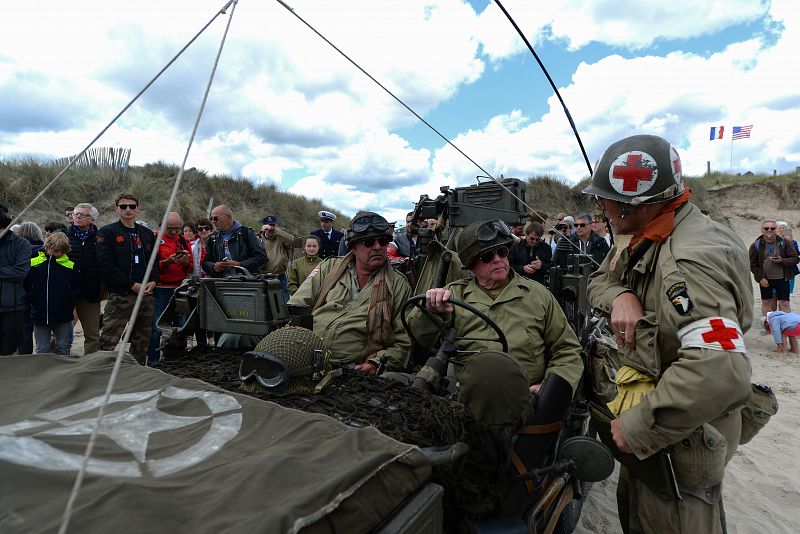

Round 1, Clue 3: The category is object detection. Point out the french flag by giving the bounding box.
[709,126,724,140]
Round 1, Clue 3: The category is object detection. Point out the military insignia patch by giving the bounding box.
[666,281,693,315]
[307,267,320,279]
[115,235,125,243]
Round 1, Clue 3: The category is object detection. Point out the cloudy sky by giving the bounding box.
[1,0,797,221]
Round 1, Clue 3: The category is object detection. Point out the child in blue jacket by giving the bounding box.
[24,232,79,355]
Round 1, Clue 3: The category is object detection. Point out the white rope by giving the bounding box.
[272,0,600,266]
[56,2,239,532]
[0,1,234,242]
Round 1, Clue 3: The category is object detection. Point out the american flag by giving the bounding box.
[732,125,753,140]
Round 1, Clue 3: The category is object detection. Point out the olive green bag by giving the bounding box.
[740,383,779,445]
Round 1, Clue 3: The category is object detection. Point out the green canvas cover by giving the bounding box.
[0,353,431,534]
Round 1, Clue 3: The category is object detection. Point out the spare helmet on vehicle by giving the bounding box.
[239,326,330,395]
[346,211,390,247]
[456,219,516,268]
[582,134,684,206]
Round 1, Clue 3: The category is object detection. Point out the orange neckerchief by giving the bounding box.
[628,189,693,250]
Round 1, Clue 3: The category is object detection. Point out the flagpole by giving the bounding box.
[729,133,733,174]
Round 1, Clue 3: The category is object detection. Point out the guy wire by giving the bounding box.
[57,2,239,532]
[273,0,599,266]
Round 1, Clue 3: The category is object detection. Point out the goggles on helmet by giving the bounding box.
[351,215,389,234]
[239,349,325,393]
[475,220,513,245]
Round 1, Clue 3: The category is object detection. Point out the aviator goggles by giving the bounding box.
[238,350,325,393]
[475,220,514,245]
[351,215,389,234]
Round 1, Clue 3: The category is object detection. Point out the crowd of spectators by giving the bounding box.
[1,194,618,361]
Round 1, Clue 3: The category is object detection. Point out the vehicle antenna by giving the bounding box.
[273,0,600,265]
[493,0,594,177]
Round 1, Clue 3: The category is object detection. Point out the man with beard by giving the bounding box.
[289,212,412,374]
[203,205,266,278]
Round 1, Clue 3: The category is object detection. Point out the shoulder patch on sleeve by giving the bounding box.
[677,317,746,353]
[666,281,693,316]
[307,266,321,279]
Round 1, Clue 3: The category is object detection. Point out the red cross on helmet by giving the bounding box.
[582,134,684,205]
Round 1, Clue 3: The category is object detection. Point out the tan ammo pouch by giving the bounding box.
[671,423,727,491]
[585,317,620,404]
[740,383,779,445]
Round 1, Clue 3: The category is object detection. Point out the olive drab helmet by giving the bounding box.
[239,326,330,395]
[457,219,516,268]
[346,211,390,247]
[582,134,684,206]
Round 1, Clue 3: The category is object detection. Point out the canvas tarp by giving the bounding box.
[0,353,431,534]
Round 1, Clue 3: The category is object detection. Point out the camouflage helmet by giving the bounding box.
[239,326,330,396]
[346,211,390,246]
[582,134,684,206]
[457,219,516,268]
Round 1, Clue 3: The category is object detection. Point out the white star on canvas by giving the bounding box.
[39,395,210,462]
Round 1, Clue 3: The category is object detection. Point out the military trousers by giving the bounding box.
[617,466,726,534]
[98,292,154,364]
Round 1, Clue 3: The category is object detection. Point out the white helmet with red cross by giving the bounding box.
[582,134,684,205]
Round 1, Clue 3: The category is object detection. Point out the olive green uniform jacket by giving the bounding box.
[411,270,584,391]
[588,202,753,463]
[260,229,294,275]
[287,257,412,371]
[287,255,321,295]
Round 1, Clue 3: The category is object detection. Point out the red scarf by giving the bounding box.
[629,189,692,249]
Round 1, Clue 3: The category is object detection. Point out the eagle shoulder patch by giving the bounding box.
[666,281,693,315]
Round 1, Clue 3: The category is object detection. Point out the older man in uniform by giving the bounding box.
[310,210,343,259]
[289,212,411,373]
[584,134,752,534]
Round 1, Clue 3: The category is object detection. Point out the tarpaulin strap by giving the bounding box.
[517,421,562,435]
[511,452,535,494]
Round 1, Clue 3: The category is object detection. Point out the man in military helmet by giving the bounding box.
[584,134,753,534]
[415,218,583,395]
[288,211,412,374]
[411,218,583,516]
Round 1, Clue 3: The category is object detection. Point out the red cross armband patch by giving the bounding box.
[677,317,746,353]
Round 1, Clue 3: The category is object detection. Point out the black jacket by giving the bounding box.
[202,224,267,277]
[65,224,103,302]
[0,231,31,313]
[508,239,552,284]
[96,221,159,294]
[552,232,610,267]
[310,228,344,259]
[24,252,80,325]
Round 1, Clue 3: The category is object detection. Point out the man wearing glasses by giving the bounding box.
[749,219,799,317]
[65,203,103,354]
[289,211,412,374]
[552,212,610,267]
[202,205,266,278]
[96,193,158,364]
[418,218,583,395]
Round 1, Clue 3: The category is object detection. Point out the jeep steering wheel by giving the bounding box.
[401,294,509,356]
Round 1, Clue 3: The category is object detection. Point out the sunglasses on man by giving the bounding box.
[479,245,510,264]
[359,236,390,247]
[117,204,138,210]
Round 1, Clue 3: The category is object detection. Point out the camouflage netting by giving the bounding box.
[158,347,510,529]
